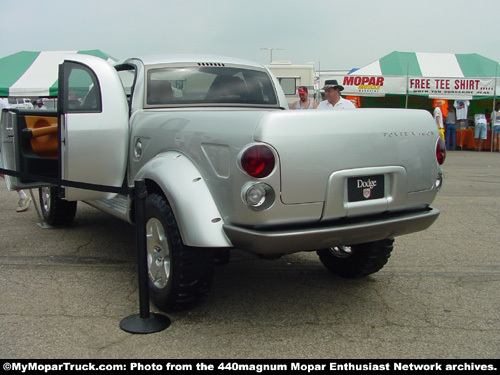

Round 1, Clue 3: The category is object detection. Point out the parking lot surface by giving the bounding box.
[1,151,499,359]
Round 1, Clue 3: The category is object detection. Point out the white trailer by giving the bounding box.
[266,61,316,108]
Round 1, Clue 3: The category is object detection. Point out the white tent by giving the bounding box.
[320,51,500,100]
[0,50,116,97]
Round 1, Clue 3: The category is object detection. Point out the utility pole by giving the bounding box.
[260,47,284,63]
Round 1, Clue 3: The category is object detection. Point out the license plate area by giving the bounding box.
[347,174,384,202]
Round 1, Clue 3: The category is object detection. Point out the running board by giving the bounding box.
[85,194,131,222]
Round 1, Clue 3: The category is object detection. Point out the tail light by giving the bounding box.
[241,145,275,178]
[436,138,446,165]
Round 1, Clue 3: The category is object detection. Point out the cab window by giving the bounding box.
[145,66,278,107]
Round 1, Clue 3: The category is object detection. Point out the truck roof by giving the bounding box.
[123,54,266,69]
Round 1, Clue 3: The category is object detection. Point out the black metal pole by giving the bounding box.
[135,179,150,319]
[120,179,170,334]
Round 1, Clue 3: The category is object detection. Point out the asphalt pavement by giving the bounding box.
[0,150,499,359]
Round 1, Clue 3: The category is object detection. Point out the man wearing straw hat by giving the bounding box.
[317,80,356,110]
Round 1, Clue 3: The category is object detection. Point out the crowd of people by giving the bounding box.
[292,80,355,110]
[433,100,500,152]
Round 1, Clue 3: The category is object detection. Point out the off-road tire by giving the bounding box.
[317,238,394,278]
[214,248,230,265]
[39,186,77,226]
[145,193,214,312]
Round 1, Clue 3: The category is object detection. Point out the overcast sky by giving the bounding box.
[1,0,499,70]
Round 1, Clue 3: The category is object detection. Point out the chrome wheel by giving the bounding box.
[37,187,77,226]
[146,217,171,289]
[318,239,394,278]
[145,192,214,311]
[41,186,51,214]
[328,246,353,259]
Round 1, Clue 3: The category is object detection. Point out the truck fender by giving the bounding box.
[135,151,232,248]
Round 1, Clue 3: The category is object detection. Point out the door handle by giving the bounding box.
[5,126,14,139]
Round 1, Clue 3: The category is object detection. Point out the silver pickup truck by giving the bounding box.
[1,54,445,311]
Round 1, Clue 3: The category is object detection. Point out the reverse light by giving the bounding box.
[241,145,275,178]
[436,169,443,191]
[436,138,446,165]
[242,183,275,210]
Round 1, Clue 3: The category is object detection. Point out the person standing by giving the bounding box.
[445,104,457,150]
[317,80,356,110]
[491,103,500,152]
[433,100,445,140]
[474,113,488,151]
[0,98,32,212]
[33,99,47,110]
[291,86,317,109]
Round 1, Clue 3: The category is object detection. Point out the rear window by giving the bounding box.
[145,66,278,107]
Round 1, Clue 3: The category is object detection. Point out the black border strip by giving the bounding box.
[0,167,130,195]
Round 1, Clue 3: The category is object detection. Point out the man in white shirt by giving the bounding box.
[317,80,356,110]
[433,100,445,140]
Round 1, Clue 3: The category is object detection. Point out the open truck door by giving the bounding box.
[0,54,129,201]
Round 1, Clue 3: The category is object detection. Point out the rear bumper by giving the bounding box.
[223,208,439,254]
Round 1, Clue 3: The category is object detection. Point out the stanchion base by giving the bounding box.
[120,313,171,334]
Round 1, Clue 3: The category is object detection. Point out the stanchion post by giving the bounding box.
[120,179,171,334]
[135,179,152,319]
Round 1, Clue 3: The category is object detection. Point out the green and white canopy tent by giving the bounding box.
[0,50,116,97]
[322,51,500,100]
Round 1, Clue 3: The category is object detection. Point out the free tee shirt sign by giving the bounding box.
[335,76,496,97]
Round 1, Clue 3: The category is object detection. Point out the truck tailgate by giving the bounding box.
[254,109,439,206]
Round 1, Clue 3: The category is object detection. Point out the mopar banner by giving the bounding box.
[324,75,498,98]
[341,75,406,96]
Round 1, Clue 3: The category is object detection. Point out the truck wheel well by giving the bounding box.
[145,179,165,198]
[129,179,168,225]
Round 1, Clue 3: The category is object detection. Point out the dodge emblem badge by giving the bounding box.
[363,188,371,199]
